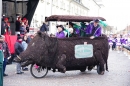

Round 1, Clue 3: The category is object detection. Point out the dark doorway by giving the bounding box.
[2,0,39,35]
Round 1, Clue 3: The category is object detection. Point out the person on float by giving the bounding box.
[56,25,66,38]
[86,19,102,39]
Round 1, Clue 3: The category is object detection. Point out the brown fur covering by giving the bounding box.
[17,32,109,73]
[57,35,109,71]
[46,15,106,22]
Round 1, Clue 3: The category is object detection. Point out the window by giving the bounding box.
[2,2,7,15]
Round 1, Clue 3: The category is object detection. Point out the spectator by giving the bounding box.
[1,17,9,35]
[15,17,21,35]
[40,22,49,33]
[24,33,31,43]
[1,35,11,76]
[25,20,30,33]
[20,22,27,35]
[21,35,28,71]
[0,35,10,76]
[14,36,24,74]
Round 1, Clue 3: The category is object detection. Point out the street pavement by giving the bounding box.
[3,50,130,86]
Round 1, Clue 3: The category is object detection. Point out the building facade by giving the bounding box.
[30,0,101,34]
[82,0,101,16]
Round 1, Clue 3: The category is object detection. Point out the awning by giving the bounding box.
[46,15,106,22]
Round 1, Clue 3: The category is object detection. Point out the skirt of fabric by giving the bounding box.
[109,42,113,45]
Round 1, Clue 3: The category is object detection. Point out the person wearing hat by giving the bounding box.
[86,19,101,39]
[1,17,9,35]
[20,22,27,35]
[66,22,74,37]
[14,36,24,74]
[0,35,11,76]
[56,25,66,38]
[15,16,21,34]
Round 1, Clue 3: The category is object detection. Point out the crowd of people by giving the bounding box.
[108,33,130,58]
[1,15,34,76]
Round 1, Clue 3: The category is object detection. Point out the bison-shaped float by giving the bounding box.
[15,31,109,77]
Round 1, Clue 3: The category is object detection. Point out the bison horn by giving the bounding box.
[17,55,21,60]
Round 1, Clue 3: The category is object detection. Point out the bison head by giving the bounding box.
[15,31,58,67]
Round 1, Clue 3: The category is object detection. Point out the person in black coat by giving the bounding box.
[15,17,21,32]
[40,22,49,33]
[1,18,9,35]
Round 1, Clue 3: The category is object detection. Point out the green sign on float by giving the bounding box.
[75,44,93,58]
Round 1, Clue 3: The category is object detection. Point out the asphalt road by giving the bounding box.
[3,50,130,86]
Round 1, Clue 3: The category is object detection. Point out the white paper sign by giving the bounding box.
[75,44,93,58]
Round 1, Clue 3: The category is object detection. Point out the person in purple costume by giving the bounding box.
[108,35,114,51]
[122,35,128,45]
[108,36,113,45]
[86,19,101,39]
[116,34,122,53]
[112,36,117,50]
[120,38,124,44]
[56,25,66,38]
[121,35,128,55]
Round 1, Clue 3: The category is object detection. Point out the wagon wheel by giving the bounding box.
[30,64,48,78]
[97,64,105,75]
[97,65,101,74]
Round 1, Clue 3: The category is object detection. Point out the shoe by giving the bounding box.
[3,73,8,76]
[7,62,12,65]
[17,72,24,74]
[22,68,28,71]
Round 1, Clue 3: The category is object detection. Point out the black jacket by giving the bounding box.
[15,21,21,31]
[1,21,9,35]
[40,23,49,32]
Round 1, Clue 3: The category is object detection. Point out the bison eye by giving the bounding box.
[32,43,35,46]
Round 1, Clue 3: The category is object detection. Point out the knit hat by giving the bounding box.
[94,19,99,23]
[56,25,64,30]
[17,36,22,40]
[4,17,8,21]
